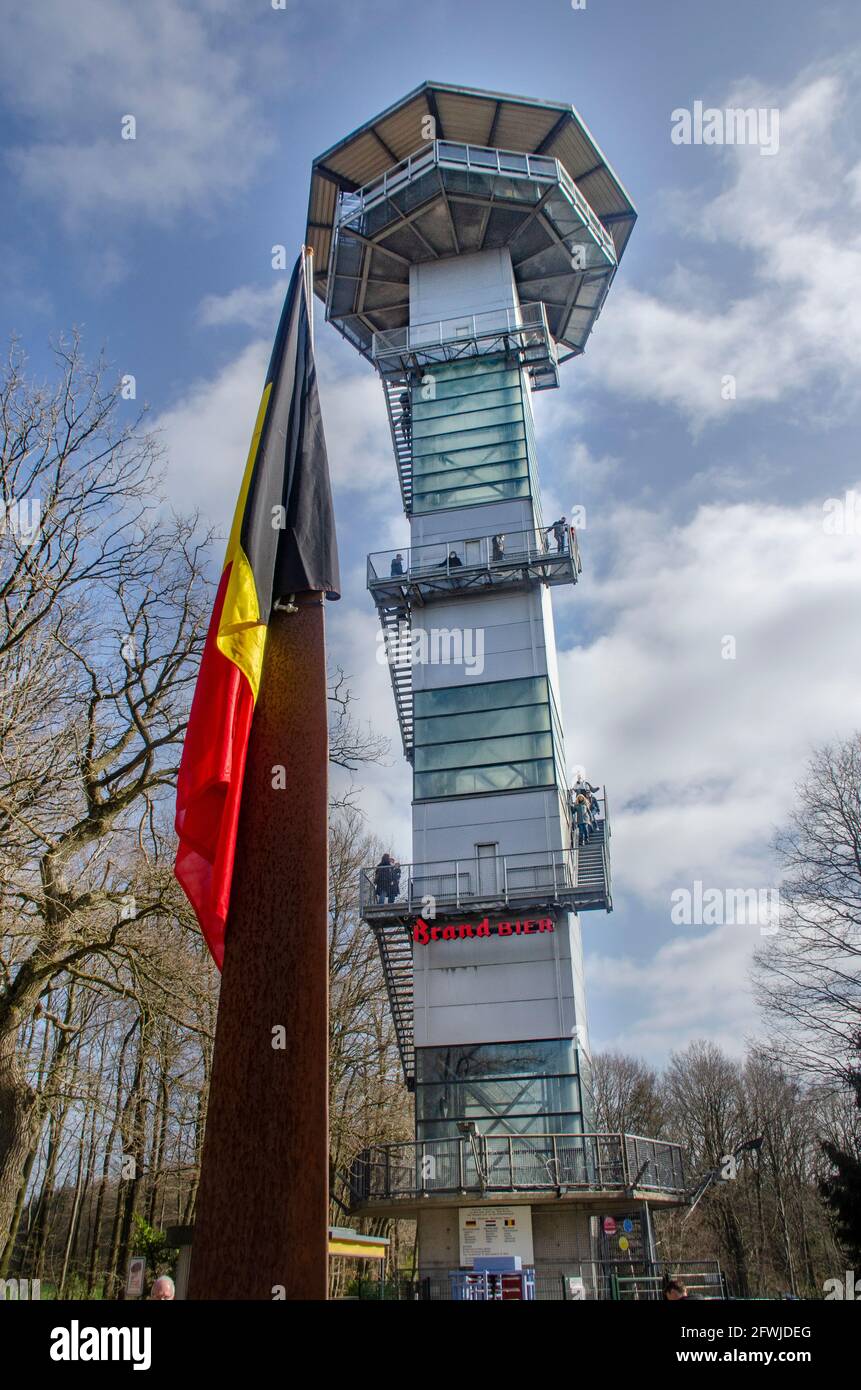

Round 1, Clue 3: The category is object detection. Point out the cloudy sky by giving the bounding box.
[3,0,860,1066]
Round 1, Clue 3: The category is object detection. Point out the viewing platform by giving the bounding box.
[363,810,611,1087]
[349,1132,686,1217]
[361,817,612,923]
[369,526,581,605]
[324,136,619,362]
[372,303,560,390]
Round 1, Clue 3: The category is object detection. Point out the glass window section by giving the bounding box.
[414,731,553,772]
[417,1040,580,1083]
[414,757,555,799]
[416,384,522,421]
[414,676,547,718]
[412,439,526,478]
[412,418,526,455]
[415,703,550,746]
[418,1113,583,1141]
[413,478,529,511]
[418,353,510,386]
[427,367,520,401]
[417,1075,582,1121]
[412,458,528,492]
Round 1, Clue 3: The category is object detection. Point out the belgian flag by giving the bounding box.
[175,252,339,968]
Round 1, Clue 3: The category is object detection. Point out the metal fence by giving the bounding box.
[343,1260,726,1302]
[367,525,580,587]
[350,1132,686,1205]
[360,826,609,915]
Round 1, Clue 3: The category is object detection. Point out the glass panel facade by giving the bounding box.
[414,702,550,746]
[415,731,553,773]
[415,676,545,716]
[413,676,562,801]
[410,356,532,514]
[416,1039,584,1141]
[415,760,555,799]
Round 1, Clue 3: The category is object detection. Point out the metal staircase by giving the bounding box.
[574,819,612,911]
[378,603,414,761]
[381,374,413,512]
[371,921,415,1088]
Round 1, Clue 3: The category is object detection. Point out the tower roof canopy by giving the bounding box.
[306,80,637,307]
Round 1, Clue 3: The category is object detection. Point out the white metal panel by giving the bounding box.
[410,247,517,324]
[410,499,534,544]
[412,787,567,861]
[416,999,564,1048]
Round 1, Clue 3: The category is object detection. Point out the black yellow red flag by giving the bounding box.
[175,252,339,967]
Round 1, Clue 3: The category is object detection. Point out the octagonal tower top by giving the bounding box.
[305,80,636,364]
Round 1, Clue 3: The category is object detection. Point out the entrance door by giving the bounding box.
[476,843,500,897]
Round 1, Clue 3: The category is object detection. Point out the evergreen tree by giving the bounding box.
[819,1036,861,1263]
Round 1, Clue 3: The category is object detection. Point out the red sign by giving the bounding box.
[412,915,555,945]
[603,1217,617,1236]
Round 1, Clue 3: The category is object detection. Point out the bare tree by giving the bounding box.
[753,734,861,1086]
[591,1051,667,1136]
[0,338,213,1247]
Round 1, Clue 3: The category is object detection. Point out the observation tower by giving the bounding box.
[306,83,686,1299]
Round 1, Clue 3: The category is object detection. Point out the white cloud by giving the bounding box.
[559,487,861,1056]
[582,62,861,428]
[587,923,759,1060]
[154,340,270,537]
[153,324,396,538]
[562,491,861,900]
[197,284,284,332]
[553,450,857,1054]
[1,0,277,225]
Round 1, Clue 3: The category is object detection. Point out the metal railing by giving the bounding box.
[350,1132,686,1205]
[367,525,581,588]
[371,302,554,360]
[363,847,572,914]
[362,795,610,914]
[337,140,617,267]
[408,1261,725,1302]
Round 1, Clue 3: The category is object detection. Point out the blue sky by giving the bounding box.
[3,0,861,1066]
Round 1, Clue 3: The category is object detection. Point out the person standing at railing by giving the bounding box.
[390,553,405,576]
[573,794,591,846]
[448,550,463,568]
[492,533,505,562]
[549,516,567,554]
[374,853,400,904]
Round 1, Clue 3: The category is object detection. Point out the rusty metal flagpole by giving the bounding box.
[188,249,330,1300]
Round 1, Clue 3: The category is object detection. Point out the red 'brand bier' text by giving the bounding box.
[412,916,555,944]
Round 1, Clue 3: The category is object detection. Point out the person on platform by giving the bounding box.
[549,516,567,554]
[390,858,402,903]
[150,1276,175,1301]
[573,773,599,799]
[374,853,394,904]
[574,794,591,846]
[492,533,505,562]
[448,550,463,568]
[374,854,401,904]
[390,553,405,576]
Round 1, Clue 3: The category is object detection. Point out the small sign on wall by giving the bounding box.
[458,1205,534,1266]
[125,1255,146,1300]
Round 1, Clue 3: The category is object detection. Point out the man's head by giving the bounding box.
[150,1275,175,1301]
[664,1279,687,1300]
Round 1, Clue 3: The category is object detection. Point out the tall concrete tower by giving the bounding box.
[307,84,685,1299]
